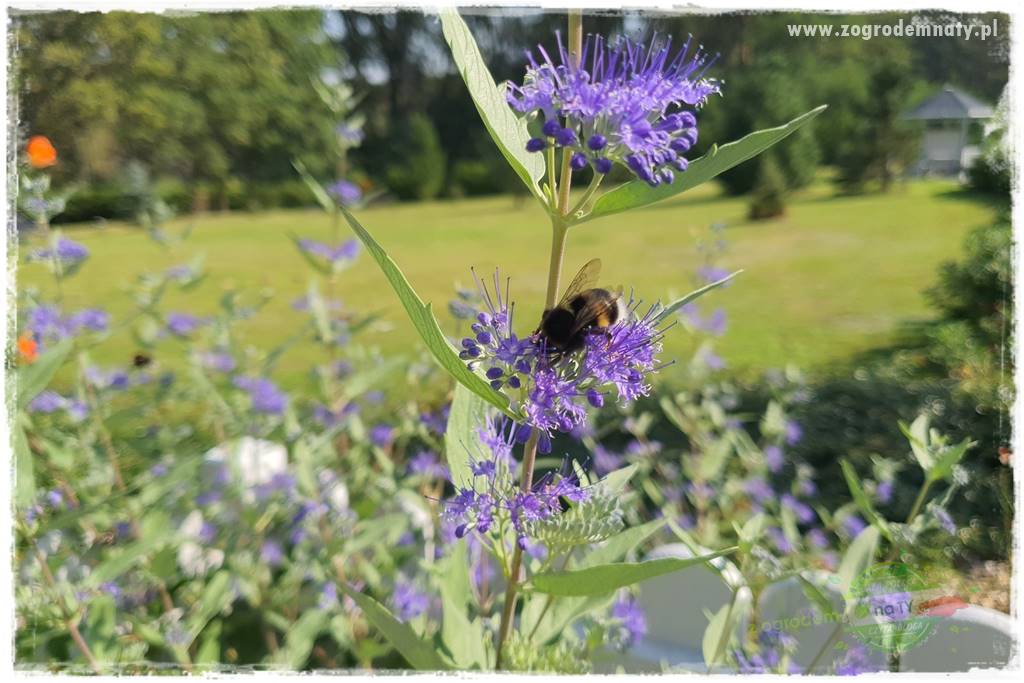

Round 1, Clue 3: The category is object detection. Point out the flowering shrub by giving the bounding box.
[13,9,982,678]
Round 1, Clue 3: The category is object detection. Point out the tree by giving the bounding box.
[832,48,919,192]
[15,10,339,198]
[707,52,821,197]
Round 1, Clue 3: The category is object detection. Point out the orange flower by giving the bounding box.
[17,334,39,364]
[26,135,57,168]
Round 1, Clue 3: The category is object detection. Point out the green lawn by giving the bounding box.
[18,177,1000,389]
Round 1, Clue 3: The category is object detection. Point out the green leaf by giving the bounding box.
[797,574,839,619]
[654,271,742,325]
[186,570,235,645]
[273,610,329,669]
[17,337,73,409]
[929,438,973,483]
[339,584,452,671]
[697,439,733,482]
[196,619,223,665]
[444,383,490,488]
[14,425,35,510]
[702,598,748,669]
[529,547,737,597]
[598,463,638,495]
[581,106,827,223]
[436,542,487,669]
[293,159,336,213]
[839,459,891,540]
[439,10,544,200]
[579,518,666,569]
[900,414,934,474]
[835,526,881,600]
[336,204,515,418]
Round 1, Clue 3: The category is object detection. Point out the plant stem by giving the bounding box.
[707,588,739,673]
[494,430,540,669]
[34,549,103,674]
[884,478,934,563]
[567,173,604,220]
[495,9,583,671]
[904,478,933,526]
[527,553,572,641]
[555,10,584,219]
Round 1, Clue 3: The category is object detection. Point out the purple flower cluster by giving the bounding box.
[609,594,648,648]
[327,180,363,206]
[781,493,816,524]
[525,301,664,436]
[458,271,536,391]
[458,271,666,440]
[30,237,89,265]
[165,312,206,337]
[444,419,588,548]
[391,580,430,622]
[407,450,449,480]
[84,366,132,391]
[681,303,727,336]
[297,238,360,265]
[28,390,88,422]
[197,350,236,373]
[233,376,288,415]
[24,304,108,344]
[507,32,720,185]
[733,627,801,674]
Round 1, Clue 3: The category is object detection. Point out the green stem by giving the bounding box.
[527,553,572,641]
[546,143,558,206]
[708,588,740,673]
[885,478,934,563]
[495,430,540,669]
[904,478,933,526]
[567,173,604,220]
[494,9,583,670]
[34,549,103,675]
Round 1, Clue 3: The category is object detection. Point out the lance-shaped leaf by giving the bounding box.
[529,546,737,596]
[14,424,35,510]
[580,106,827,223]
[334,205,515,418]
[836,526,881,599]
[339,584,452,671]
[440,10,545,200]
[654,271,742,325]
[444,383,491,488]
[839,459,892,540]
[435,542,487,668]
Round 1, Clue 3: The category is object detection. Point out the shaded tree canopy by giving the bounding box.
[17,10,340,185]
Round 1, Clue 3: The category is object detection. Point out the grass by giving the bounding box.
[18,177,1001,390]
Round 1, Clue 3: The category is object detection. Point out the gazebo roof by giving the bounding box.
[904,86,994,121]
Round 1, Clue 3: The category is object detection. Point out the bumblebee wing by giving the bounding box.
[569,295,618,335]
[557,258,602,307]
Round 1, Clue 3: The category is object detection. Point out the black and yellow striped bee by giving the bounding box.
[536,258,626,354]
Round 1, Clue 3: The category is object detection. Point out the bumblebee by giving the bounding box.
[536,258,626,353]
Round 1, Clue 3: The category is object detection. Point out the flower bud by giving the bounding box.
[555,127,578,146]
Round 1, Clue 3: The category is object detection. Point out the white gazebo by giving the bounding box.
[904,86,994,176]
